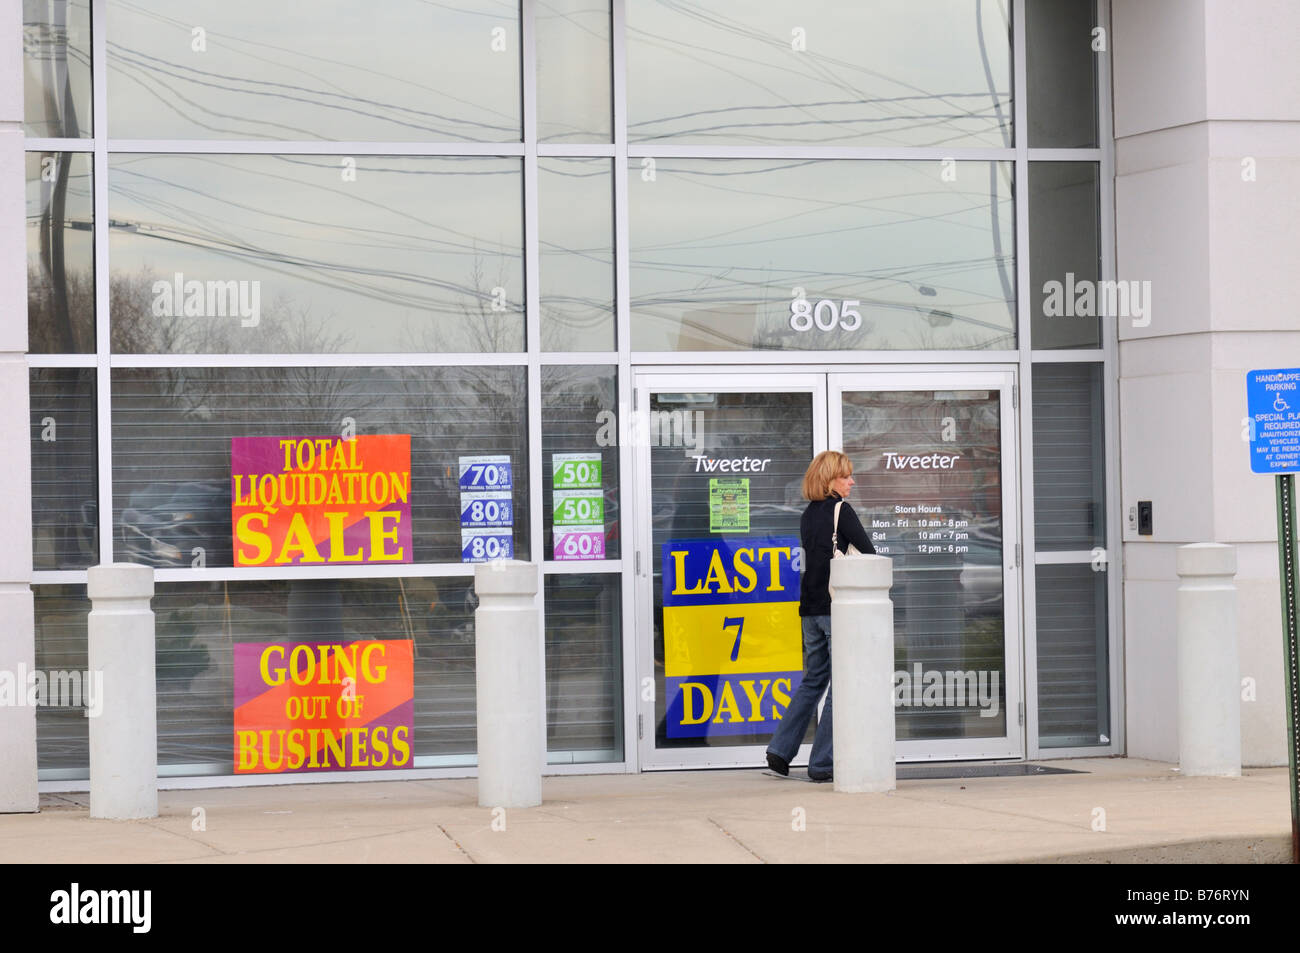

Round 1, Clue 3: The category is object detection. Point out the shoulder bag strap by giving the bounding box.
[832,500,843,554]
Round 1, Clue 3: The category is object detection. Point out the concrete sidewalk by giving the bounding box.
[1,758,1292,863]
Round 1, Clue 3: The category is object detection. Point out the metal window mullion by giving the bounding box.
[23,138,89,152]
[624,144,1016,161]
[538,143,617,157]
[1030,350,1106,363]
[27,354,96,368]
[1035,550,1105,564]
[625,350,1024,365]
[537,351,621,365]
[540,559,621,574]
[1012,0,1042,759]
[106,352,529,368]
[521,0,548,762]
[612,0,636,772]
[102,140,527,157]
[1026,148,1104,161]
[150,564,477,583]
[1098,0,1125,756]
[91,0,111,568]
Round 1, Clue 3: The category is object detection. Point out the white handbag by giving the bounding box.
[828,500,861,600]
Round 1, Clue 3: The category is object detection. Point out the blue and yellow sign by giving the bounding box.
[662,536,803,737]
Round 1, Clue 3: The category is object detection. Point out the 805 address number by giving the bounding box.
[790,289,862,333]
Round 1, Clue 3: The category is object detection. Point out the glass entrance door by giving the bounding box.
[830,372,1021,761]
[633,369,1021,770]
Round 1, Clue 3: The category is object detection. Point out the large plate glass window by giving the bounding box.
[108,155,524,354]
[111,366,529,567]
[1033,363,1110,747]
[23,0,93,138]
[31,368,98,570]
[545,573,622,762]
[1029,162,1102,350]
[540,159,615,351]
[27,152,95,354]
[627,0,1011,147]
[1025,0,1099,148]
[106,0,521,141]
[629,159,1015,352]
[537,0,612,143]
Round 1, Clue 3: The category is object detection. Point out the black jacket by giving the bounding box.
[799,492,875,616]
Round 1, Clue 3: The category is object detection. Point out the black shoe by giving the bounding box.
[807,770,833,782]
[766,752,790,776]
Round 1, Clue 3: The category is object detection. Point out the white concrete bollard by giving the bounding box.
[87,563,158,819]
[1176,543,1241,777]
[830,554,896,793]
[474,560,542,808]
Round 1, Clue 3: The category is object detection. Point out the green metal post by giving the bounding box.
[1276,473,1300,864]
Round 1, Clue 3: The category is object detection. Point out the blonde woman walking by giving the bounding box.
[765,450,875,781]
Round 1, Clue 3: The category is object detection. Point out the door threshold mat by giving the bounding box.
[898,763,1085,780]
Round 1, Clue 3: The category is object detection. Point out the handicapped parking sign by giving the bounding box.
[1246,368,1300,474]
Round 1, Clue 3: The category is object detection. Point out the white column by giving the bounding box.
[1177,543,1241,777]
[831,554,896,793]
[0,0,37,814]
[474,560,542,808]
[88,563,157,819]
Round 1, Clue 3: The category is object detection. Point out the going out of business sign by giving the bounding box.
[661,536,802,737]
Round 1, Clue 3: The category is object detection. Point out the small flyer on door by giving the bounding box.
[709,477,750,533]
[458,454,513,562]
[553,452,605,560]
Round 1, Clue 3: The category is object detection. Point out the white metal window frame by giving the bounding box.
[26,0,1120,788]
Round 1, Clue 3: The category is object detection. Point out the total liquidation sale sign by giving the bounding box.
[231,435,413,566]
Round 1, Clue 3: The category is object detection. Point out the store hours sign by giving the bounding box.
[661,536,802,736]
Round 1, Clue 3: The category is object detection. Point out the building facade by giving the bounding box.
[1,0,1295,803]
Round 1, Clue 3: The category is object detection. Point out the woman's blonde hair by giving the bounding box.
[802,450,853,501]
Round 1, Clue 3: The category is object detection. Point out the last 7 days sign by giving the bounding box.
[661,536,803,736]
[231,435,412,566]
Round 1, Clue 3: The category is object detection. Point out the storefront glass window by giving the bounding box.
[106,0,521,141]
[542,365,619,561]
[1029,162,1102,349]
[31,368,98,570]
[23,0,93,137]
[540,158,615,351]
[1026,0,1099,148]
[111,366,529,567]
[627,0,1012,147]
[545,573,622,759]
[33,585,91,773]
[537,0,611,143]
[27,152,95,353]
[629,159,1016,351]
[1032,363,1106,550]
[108,155,524,354]
[1036,564,1109,747]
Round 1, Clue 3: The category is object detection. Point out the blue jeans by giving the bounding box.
[766,615,832,777]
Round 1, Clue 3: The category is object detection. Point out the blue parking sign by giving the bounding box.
[1246,368,1300,474]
